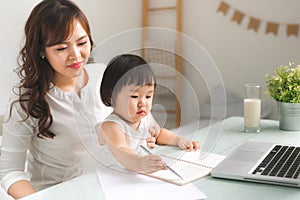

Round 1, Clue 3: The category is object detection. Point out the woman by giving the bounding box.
[0,0,111,199]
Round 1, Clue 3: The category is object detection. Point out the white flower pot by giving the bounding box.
[277,101,300,131]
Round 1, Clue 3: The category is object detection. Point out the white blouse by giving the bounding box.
[0,63,113,192]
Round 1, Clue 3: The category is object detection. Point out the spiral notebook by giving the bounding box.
[145,150,225,185]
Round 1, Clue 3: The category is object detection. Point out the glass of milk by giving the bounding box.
[244,83,261,133]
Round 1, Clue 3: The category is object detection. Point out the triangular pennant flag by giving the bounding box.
[217,1,300,38]
[287,24,299,37]
[247,17,261,32]
[231,10,244,25]
[217,1,230,16]
[266,22,279,35]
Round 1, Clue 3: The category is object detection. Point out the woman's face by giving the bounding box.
[44,20,91,87]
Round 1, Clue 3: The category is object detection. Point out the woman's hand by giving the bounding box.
[138,154,167,173]
[177,138,200,151]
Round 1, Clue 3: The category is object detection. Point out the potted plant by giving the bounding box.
[265,62,300,130]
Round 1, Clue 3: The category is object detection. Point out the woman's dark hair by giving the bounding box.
[100,54,156,107]
[10,0,94,139]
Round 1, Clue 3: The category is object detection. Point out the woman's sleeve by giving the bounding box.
[0,97,33,192]
[86,63,113,123]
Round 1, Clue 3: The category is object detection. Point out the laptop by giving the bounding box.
[211,140,300,187]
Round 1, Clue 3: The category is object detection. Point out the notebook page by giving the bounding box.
[146,151,225,185]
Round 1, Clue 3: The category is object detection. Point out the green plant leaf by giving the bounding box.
[265,62,300,103]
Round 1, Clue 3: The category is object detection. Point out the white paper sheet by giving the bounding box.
[96,167,207,200]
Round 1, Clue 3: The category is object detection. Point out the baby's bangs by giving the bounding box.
[125,65,156,86]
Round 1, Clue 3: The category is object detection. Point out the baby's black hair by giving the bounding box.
[100,54,156,107]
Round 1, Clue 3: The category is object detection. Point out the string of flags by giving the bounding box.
[217,1,299,38]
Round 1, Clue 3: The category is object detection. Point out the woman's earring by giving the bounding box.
[41,56,45,59]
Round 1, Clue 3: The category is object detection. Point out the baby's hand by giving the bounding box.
[148,127,159,138]
[147,127,160,148]
[146,136,156,148]
[139,154,166,173]
[177,138,200,151]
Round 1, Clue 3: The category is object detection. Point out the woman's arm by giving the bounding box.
[99,121,166,173]
[8,180,35,199]
[0,98,35,199]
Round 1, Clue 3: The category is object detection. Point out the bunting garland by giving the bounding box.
[217,1,300,38]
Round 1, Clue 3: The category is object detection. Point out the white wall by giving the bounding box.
[0,0,39,114]
[181,0,300,121]
[1,0,300,123]
[0,0,142,114]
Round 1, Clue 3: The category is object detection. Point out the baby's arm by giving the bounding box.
[154,127,200,151]
[99,121,166,173]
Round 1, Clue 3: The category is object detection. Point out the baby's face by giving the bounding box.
[114,84,155,126]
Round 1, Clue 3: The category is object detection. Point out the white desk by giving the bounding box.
[21,117,300,200]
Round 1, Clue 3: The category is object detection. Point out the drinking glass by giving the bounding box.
[244,84,261,133]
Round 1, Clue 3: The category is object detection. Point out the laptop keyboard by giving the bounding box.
[252,145,300,179]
